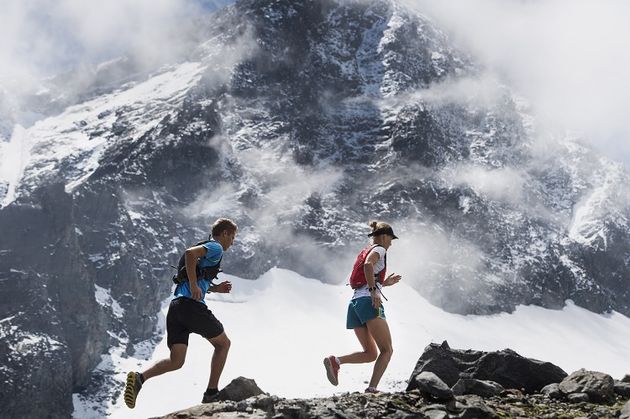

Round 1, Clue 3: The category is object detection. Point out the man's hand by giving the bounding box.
[214,281,232,294]
[383,273,402,287]
[190,283,202,301]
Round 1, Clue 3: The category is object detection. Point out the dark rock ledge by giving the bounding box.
[155,342,630,419]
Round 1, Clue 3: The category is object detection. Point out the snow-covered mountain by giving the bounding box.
[1,0,630,417]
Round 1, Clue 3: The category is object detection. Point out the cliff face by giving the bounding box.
[1,0,630,416]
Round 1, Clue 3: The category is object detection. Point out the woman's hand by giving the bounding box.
[383,273,401,287]
[371,290,382,309]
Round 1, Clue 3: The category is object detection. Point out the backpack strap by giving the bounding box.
[364,244,389,301]
[199,255,223,280]
[366,244,386,273]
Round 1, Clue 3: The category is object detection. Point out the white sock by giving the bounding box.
[335,356,341,366]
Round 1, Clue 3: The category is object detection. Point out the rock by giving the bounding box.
[558,369,615,403]
[411,371,454,401]
[507,406,527,417]
[567,392,590,403]
[156,381,629,419]
[622,375,630,383]
[501,388,524,399]
[251,394,278,411]
[407,341,463,388]
[421,405,449,419]
[216,377,265,402]
[408,342,567,393]
[452,378,504,398]
[620,400,630,419]
[454,395,499,419]
[616,381,630,398]
[473,349,567,393]
[541,383,563,400]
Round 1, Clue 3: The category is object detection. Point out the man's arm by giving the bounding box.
[185,245,207,301]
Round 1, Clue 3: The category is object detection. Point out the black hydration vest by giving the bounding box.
[171,240,222,284]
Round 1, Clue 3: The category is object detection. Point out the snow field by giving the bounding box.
[80,268,630,419]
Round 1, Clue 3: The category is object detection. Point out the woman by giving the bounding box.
[324,221,402,393]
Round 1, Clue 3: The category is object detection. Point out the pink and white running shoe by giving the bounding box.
[323,355,340,386]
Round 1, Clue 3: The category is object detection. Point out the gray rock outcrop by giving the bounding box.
[410,371,454,401]
[558,369,616,403]
[452,378,504,398]
[215,376,265,402]
[408,341,567,394]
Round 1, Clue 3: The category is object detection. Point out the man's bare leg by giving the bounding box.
[142,343,188,380]
[206,332,231,390]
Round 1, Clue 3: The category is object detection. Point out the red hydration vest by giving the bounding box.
[349,244,387,289]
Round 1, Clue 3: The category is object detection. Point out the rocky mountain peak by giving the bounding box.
[2,0,630,416]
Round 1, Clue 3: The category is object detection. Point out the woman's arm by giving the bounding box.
[364,252,381,308]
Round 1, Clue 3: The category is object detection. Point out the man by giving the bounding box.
[124,218,237,408]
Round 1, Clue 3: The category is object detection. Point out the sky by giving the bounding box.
[73,269,630,418]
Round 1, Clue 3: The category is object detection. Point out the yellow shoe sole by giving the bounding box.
[124,372,139,409]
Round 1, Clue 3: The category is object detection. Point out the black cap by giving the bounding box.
[367,226,398,239]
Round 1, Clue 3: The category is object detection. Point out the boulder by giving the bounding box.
[452,378,504,398]
[620,400,630,419]
[558,369,615,403]
[216,377,265,402]
[407,341,465,387]
[622,375,630,383]
[410,371,454,401]
[617,381,630,398]
[421,405,450,419]
[408,341,567,393]
[472,349,567,393]
[454,395,499,419]
[541,383,563,400]
[566,392,590,403]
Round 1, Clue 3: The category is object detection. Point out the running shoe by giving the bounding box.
[124,372,143,409]
[323,355,340,386]
[202,388,219,403]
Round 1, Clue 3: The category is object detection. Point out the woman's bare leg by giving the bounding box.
[365,318,393,389]
[338,326,378,364]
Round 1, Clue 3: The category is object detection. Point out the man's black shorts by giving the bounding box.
[166,297,224,347]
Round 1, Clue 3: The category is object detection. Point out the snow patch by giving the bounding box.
[94,284,125,319]
[0,125,30,207]
[72,268,630,419]
[569,161,628,248]
[1,62,206,206]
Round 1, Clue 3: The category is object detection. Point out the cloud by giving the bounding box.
[389,220,487,312]
[443,164,527,204]
[0,0,228,86]
[402,0,630,165]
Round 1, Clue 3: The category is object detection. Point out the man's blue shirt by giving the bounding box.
[174,240,223,304]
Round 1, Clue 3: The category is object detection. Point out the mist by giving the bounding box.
[1,0,237,80]
[403,0,630,166]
